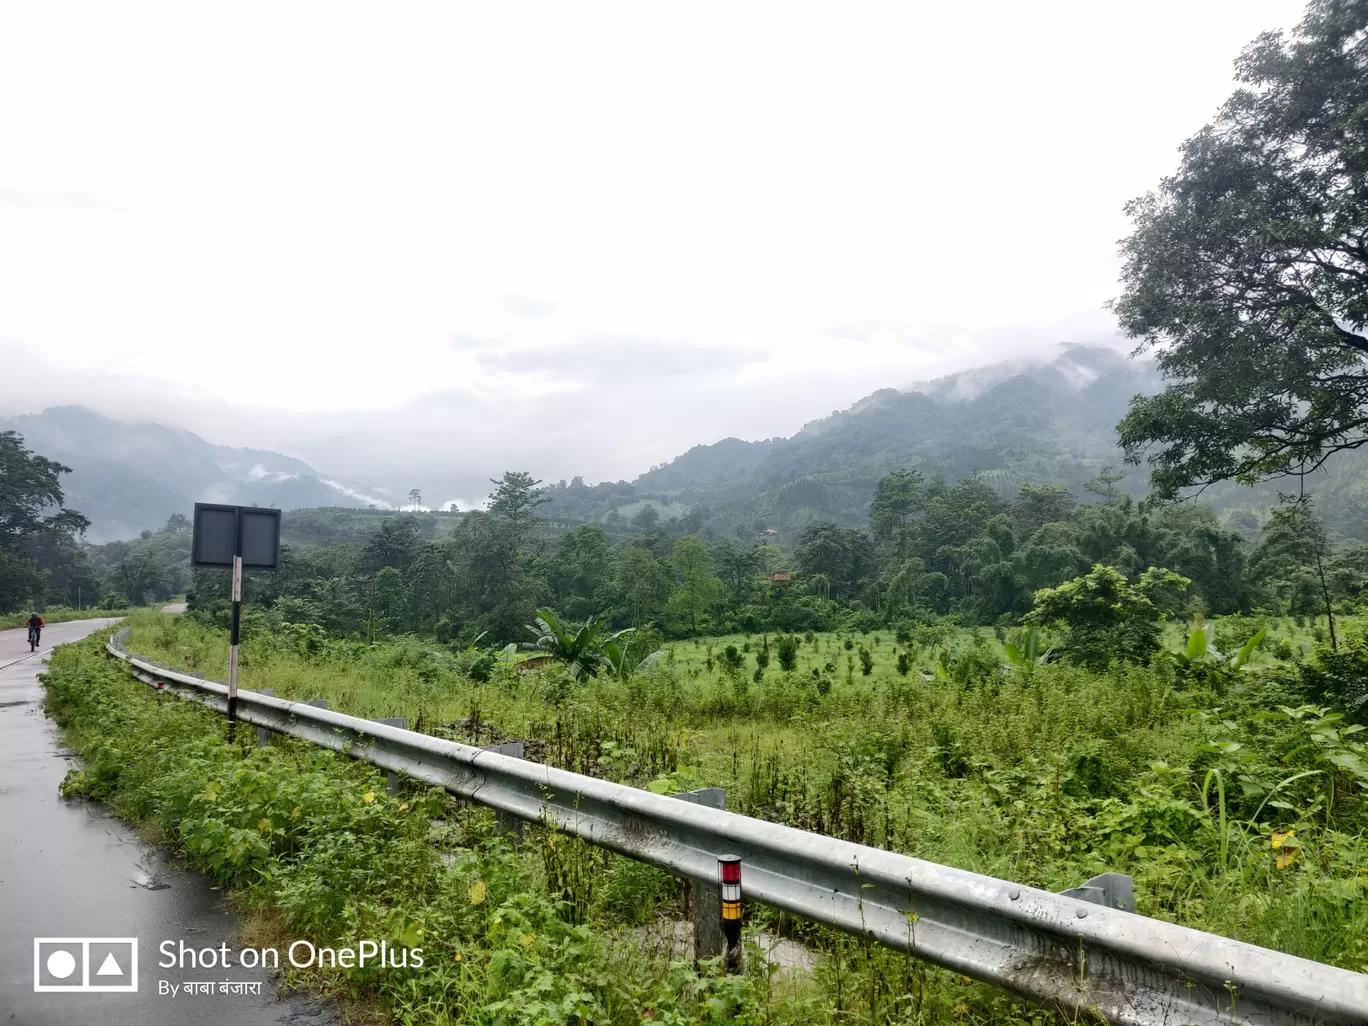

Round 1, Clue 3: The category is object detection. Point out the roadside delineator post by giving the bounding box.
[670,787,726,960]
[719,855,742,973]
[227,548,242,739]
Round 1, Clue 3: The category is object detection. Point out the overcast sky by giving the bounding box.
[0,1,1309,504]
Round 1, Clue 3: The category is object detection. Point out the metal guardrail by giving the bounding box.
[105,630,1368,1026]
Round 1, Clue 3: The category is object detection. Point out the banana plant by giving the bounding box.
[601,635,662,679]
[1003,626,1051,669]
[454,631,488,654]
[1173,624,1267,670]
[523,608,635,680]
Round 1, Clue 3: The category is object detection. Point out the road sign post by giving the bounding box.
[191,503,281,741]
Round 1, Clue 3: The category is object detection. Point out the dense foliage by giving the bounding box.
[0,430,91,613]
[163,466,1366,657]
[1115,0,1368,496]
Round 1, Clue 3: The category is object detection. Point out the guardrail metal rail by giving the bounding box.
[104,630,1368,1026]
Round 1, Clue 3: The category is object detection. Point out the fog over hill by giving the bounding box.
[14,344,1366,545]
[2,406,393,542]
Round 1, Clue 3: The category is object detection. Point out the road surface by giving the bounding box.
[0,618,339,1025]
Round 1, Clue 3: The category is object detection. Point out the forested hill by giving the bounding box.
[536,343,1368,544]
[0,406,391,542]
[540,345,1169,538]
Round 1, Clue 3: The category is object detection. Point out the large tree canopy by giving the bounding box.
[0,431,91,612]
[1114,0,1368,498]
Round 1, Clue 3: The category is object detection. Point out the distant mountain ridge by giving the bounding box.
[21,344,1361,548]
[617,345,1162,519]
[528,344,1176,540]
[3,406,392,542]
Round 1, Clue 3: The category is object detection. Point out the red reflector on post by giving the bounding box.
[719,855,741,884]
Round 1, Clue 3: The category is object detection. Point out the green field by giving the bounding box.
[120,609,1368,994]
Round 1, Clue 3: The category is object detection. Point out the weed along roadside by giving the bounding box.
[43,629,848,1025]
[80,615,1368,1023]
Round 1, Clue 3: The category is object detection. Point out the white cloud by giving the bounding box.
[0,0,1309,497]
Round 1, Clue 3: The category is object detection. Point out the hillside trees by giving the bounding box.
[795,522,875,600]
[1114,1,1368,497]
[0,430,92,611]
[666,535,724,634]
[1026,564,1191,668]
[870,468,925,546]
[713,539,764,605]
[616,545,674,626]
[151,465,1368,649]
[546,525,619,621]
[489,471,549,539]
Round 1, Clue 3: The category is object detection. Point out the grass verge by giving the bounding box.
[48,628,1087,1025]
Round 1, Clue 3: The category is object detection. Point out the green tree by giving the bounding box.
[360,517,421,573]
[443,510,540,640]
[488,471,548,541]
[631,504,660,531]
[547,525,619,621]
[1025,563,1190,669]
[0,431,90,612]
[615,545,674,626]
[1250,495,1339,644]
[713,540,763,605]
[1011,484,1075,539]
[776,635,798,672]
[666,535,723,635]
[111,549,168,606]
[794,522,874,600]
[870,469,925,546]
[1113,2,1368,497]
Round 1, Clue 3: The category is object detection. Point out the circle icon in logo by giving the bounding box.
[46,950,76,979]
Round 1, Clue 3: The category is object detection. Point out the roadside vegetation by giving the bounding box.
[122,604,1368,979]
[52,629,1075,1025]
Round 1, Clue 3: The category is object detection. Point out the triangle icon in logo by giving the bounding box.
[96,952,124,976]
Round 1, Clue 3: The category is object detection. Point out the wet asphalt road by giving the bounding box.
[0,619,339,1025]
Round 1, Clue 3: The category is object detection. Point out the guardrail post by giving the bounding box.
[1061,871,1134,912]
[306,699,329,709]
[374,717,407,794]
[671,787,727,962]
[480,742,526,834]
[255,690,274,747]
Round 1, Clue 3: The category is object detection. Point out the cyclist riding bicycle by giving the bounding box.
[25,613,44,647]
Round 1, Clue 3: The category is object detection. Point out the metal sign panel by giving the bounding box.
[239,507,282,568]
[191,503,281,569]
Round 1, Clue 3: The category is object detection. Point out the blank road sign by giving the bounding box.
[240,506,281,567]
[191,503,281,569]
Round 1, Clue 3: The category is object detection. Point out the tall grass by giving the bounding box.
[122,609,1368,979]
[53,627,1088,1025]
